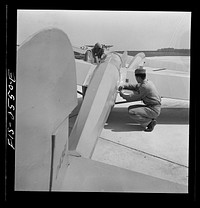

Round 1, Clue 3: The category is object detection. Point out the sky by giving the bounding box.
[17,10,191,51]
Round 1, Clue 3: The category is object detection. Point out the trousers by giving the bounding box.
[128,104,161,128]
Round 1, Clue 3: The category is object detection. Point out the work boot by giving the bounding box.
[144,119,157,132]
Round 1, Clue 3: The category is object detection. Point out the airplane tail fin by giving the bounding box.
[121,51,128,68]
[127,52,145,70]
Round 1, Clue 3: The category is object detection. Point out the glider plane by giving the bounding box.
[15,28,188,192]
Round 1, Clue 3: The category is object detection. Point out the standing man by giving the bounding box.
[118,66,161,132]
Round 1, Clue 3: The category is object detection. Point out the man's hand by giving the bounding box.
[118,86,124,91]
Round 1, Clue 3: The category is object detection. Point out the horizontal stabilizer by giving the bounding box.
[59,156,188,192]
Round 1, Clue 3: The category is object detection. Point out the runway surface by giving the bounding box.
[70,87,189,187]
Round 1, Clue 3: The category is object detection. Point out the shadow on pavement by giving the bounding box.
[69,96,189,133]
[157,108,189,125]
[104,106,189,132]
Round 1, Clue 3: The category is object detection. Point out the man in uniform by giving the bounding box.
[118,66,161,132]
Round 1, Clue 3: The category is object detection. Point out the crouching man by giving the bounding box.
[119,66,161,132]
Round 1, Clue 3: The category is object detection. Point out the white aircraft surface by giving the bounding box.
[15,28,189,192]
[73,46,189,100]
[79,44,113,51]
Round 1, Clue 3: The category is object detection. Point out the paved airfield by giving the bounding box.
[70,86,189,187]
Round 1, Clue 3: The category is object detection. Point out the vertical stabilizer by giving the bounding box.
[121,51,128,68]
[16,28,77,191]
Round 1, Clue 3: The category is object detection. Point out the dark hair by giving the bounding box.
[92,47,104,58]
[135,73,146,80]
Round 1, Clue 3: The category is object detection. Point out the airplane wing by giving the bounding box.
[74,50,127,87]
[74,50,145,89]
[74,48,189,101]
[125,58,189,100]
[75,59,96,86]
[114,51,189,100]
[102,44,114,50]
[105,45,113,47]
[73,46,87,54]
[72,46,86,59]
[85,44,114,49]
[146,67,189,100]
[85,45,93,46]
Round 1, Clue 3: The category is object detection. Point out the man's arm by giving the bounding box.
[124,84,138,90]
[119,85,147,102]
[119,84,138,91]
[93,56,100,64]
